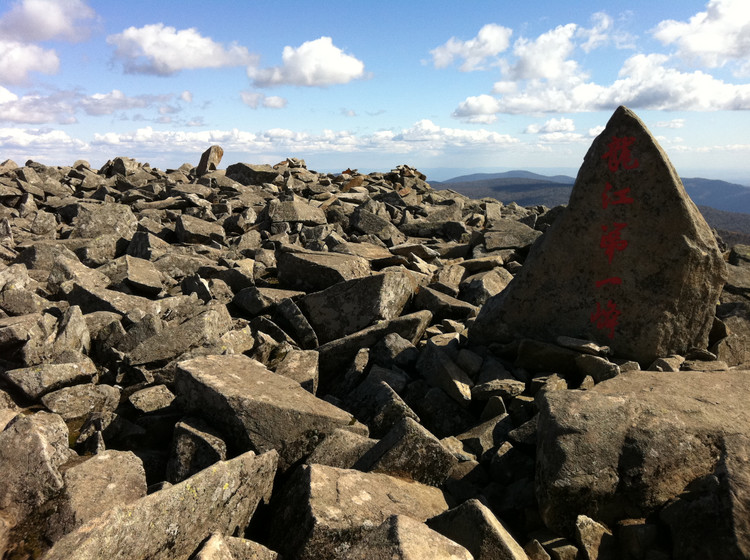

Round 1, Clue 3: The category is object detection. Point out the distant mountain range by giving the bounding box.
[431,171,750,244]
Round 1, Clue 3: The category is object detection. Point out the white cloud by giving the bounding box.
[485,53,750,114]
[107,23,257,76]
[525,118,576,134]
[430,23,513,71]
[654,0,750,74]
[341,108,356,117]
[249,37,365,87]
[536,132,584,143]
[79,89,167,116]
[262,96,287,109]
[452,94,502,123]
[0,127,88,164]
[180,90,193,103]
[240,91,288,109]
[0,0,96,43]
[0,40,59,85]
[656,118,686,128]
[506,24,583,84]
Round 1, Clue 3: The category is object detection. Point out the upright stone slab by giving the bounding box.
[470,106,726,364]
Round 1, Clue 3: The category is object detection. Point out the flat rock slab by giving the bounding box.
[42,449,277,560]
[276,251,370,292]
[298,270,417,344]
[270,463,450,559]
[471,106,726,364]
[536,370,750,546]
[175,354,368,470]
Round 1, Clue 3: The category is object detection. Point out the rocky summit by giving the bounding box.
[0,105,747,559]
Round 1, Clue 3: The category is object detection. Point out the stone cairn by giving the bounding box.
[0,106,748,559]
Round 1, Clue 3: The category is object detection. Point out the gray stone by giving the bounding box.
[459,267,514,306]
[232,286,305,316]
[414,285,479,323]
[175,354,368,470]
[298,270,416,344]
[70,203,138,240]
[166,417,227,483]
[536,370,750,543]
[456,414,515,460]
[194,533,279,560]
[305,428,378,469]
[1,358,97,400]
[41,383,121,422]
[575,515,617,560]
[271,298,318,349]
[128,385,175,413]
[345,378,419,438]
[44,450,147,543]
[277,250,370,292]
[346,515,473,560]
[354,417,457,486]
[427,498,528,560]
[123,255,163,296]
[267,198,326,225]
[417,339,474,407]
[127,304,233,365]
[176,214,226,245]
[270,464,450,559]
[317,310,432,389]
[42,450,278,560]
[273,348,318,393]
[471,106,727,365]
[226,162,279,185]
[196,145,223,176]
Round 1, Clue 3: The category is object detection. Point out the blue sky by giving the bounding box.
[1,0,750,182]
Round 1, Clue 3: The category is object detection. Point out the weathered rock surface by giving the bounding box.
[270,463,450,559]
[0,131,745,558]
[536,370,750,556]
[471,106,726,364]
[42,450,277,560]
[175,354,368,469]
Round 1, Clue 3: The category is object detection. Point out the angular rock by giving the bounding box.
[226,162,279,186]
[1,358,98,400]
[305,428,378,469]
[536,369,750,544]
[41,383,121,422]
[42,450,278,560]
[44,450,147,543]
[175,354,368,470]
[123,255,163,296]
[270,463,450,559]
[232,286,305,316]
[166,417,227,483]
[194,533,279,560]
[317,310,432,391]
[273,348,318,393]
[346,514,473,560]
[414,285,479,323]
[354,417,457,486]
[267,198,326,225]
[427,498,528,560]
[298,270,416,344]
[176,214,225,245]
[70,203,138,240]
[471,106,727,364]
[196,145,224,176]
[276,250,370,292]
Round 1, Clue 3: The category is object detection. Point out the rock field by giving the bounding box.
[0,107,749,559]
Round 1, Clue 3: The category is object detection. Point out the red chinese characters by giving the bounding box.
[590,300,621,340]
[592,136,637,340]
[601,136,639,172]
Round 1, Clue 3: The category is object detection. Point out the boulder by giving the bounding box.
[196,145,224,176]
[276,250,370,292]
[298,270,416,343]
[536,369,750,557]
[471,106,726,365]
[270,463,450,559]
[175,354,368,470]
[42,450,278,560]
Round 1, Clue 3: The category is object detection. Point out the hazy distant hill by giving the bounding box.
[432,171,750,242]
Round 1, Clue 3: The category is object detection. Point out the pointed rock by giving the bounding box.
[471,106,726,364]
[196,145,223,176]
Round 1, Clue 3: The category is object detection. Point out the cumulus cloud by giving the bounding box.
[180,90,193,103]
[452,94,502,123]
[249,37,365,87]
[79,89,168,115]
[506,24,583,84]
[0,127,89,164]
[0,0,96,43]
[525,118,576,134]
[475,53,750,115]
[0,40,59,85]
[653,0,750,74]
[107,23,258,75]
[240,91,288,109]
[430,23,513,71]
